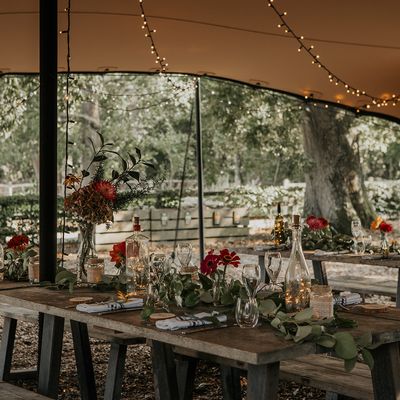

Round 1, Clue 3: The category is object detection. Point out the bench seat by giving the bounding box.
[0,381,51,399]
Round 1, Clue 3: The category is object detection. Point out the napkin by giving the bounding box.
[314,250,350,256]
[76,298,143,313]
[334,291,362,306]
[155,312,227,331]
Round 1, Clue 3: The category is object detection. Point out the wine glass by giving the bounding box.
[176,242,194,273]
[242,264,261,298]
[235,297,259,328]
[265,251,282,292]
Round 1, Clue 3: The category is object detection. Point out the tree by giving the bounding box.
[302,106,376,234]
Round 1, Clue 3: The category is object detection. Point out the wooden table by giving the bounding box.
[233,246,400,306]
[1,286,400,399]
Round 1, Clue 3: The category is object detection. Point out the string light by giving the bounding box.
[267,0,399,110]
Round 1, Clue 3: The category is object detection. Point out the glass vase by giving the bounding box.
[77,222,97,282]
[212,272,225,305]
[380,232,389,259]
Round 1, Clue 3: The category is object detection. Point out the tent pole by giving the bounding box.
[39,0,58,282]
[195,78,205,261]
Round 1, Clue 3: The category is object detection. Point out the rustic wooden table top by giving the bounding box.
[1,286,400,366]
[233,246,400,268]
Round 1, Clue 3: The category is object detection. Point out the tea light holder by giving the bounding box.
[86,258,105,284]
[28,261,40,284]
[161,212,169,226]
[213,211,221,226]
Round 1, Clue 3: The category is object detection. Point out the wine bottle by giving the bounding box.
[125,216,149,294]
[284,215,311,312]
[273,202,285,246]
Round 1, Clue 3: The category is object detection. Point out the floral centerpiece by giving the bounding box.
[301,215,353,251]
[200,249,242,305]
[64,131,157,281]
[371,216,393,258]
[3,234,37,281]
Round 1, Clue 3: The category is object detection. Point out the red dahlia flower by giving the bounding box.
[200,250,220,275]
[219,248,240,267]
[380,222,393,233]
[93,180,117,202]
[306,215,329,230]
[7,234,29,251]
[110,241,126,266]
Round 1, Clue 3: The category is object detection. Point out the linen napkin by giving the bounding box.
[334,291,362,306]
[76,298,143,313]
[155,312,227,331]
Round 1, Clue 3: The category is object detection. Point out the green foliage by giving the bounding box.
[259,299,377,371]
[55,267,77,293]
[4,245,37,281]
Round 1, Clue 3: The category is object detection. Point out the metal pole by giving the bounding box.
[195,78,205,260]
[39,0,58,282]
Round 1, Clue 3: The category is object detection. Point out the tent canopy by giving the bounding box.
[1,0,400,121]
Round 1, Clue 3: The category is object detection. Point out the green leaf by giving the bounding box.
[82,169,90,177]
[317,335,336,348]
[183,292,200,308]
[141,305,155,320]
[294,308,313,322]
[361,348,374,370]
[270,317,281,329]
[334,332,358,360]
[93,154,107,162]
[259,299,278,316]
[356,332,373,348]
[199,290,213,303]
[135,147,142,160]
[112,170,119,180]
[143,161,155,169]
[96,130,105,146]
[128,171,140,181]
[199,274,213,290]
[344,357,357,372]
[311,325,322,337]
[294,325,313,343]
[129,154,137,165]
[220,291,234,305]
[121,158,128,171]
[172,280,183,295]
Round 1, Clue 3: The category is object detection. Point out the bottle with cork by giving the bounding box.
[273,202,285,247]
[284,214,311,312]
[125,216,149,294]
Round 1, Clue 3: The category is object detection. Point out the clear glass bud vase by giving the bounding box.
[77,222,97,283]
[380,232,389,259]
[285,215,311,312]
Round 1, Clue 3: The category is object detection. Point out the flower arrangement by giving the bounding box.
[370,216,393,233]
[110,241,126,269]
[3,234,37,281]
[301,215,352,251]
[62,131,159,280]
[200,249,241,305]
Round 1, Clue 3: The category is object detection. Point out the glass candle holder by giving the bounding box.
[28,261,40,284]
[310,285,334,319]
[235,297,259,328]
[86,258,105,284]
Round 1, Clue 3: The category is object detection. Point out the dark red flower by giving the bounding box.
[7,234,29,251]
[110,241,126,266]
[306,215,329,230]
[93,180,117,202]
[218,248,240,267]
[380,222,393,233]
[200,250,220,275]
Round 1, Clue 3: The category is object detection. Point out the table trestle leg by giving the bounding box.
[247,362,280,400]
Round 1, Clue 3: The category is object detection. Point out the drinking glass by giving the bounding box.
[235,297,259,328]
[176,242,194,273]
[351,219,363,254]
[265,251,282,292]
[242,264,261,298]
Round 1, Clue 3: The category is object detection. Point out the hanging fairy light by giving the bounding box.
[267,0,399,111]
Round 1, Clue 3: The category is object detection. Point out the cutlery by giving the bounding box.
[180,323,234,335]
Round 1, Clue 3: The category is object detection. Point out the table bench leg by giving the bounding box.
[104,342,127,400]
[247,362,279,400]
[371,342,400,399]
[312,260,328,285]
[175,355,197,400]
[0,317,17,381]
[396,269,400,308]
[151,341,179,400]
[38,314,64,399]
[220,365,242,400]
[70,320,98,400]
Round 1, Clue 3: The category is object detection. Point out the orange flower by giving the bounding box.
[370,216,383,230]
[64,174,81,188]
[93,180,117,202]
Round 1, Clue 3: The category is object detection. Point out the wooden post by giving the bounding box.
[0,317,17,381]
[247,362,280,400]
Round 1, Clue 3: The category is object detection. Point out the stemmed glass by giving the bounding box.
[147,253,169,308]
[241,264,261,298]
[176,242,194,273]
[265,251,282,292]
[351,219,364,254]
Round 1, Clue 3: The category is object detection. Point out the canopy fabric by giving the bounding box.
[1,0,400,121]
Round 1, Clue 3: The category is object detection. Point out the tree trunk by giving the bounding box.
[302,107,375,234]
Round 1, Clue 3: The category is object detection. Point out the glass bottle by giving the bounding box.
[125,216,149,294]
[285,215,311,312]
[273,202,285,247]
[310,285,334,319]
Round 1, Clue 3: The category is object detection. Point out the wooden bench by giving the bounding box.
[0,381,52,399]
[0,303,144,400]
